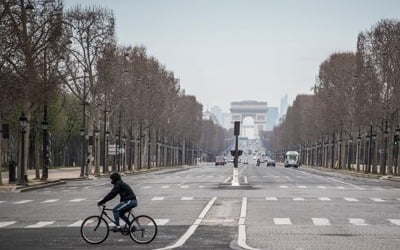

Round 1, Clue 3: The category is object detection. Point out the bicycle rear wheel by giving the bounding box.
[81,216,109,244]
[129,215,158,244]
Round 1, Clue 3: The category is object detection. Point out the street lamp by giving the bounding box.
[94,127,100,175]
[17,113,28,186]
[122,134,126,171]
[104,130,110,173]
[41,120,49,180]
[80,128,85,177]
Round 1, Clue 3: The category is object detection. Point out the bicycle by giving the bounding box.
[80,204,158,244]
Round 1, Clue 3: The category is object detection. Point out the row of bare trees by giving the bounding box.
[270,19,400,175]
[0,0,228,183]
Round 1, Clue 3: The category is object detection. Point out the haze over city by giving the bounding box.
[64,0,400,111]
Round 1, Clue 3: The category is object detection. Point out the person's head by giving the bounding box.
[110,172,121,184]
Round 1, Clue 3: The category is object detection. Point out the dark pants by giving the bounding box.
[113,199,137,226]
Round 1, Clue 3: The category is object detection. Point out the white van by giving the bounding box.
[284,151,300,168]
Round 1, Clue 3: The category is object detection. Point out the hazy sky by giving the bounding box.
[65,0,400,112]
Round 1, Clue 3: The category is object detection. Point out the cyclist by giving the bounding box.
[97,172,137,232]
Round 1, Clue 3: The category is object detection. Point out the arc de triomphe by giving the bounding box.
[230,100,268,138]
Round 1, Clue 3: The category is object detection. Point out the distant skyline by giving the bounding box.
[65,0,400,111]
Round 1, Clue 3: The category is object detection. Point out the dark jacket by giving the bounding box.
[98,179,136,205]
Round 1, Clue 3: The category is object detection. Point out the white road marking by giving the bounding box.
[388,219,400,226]
[318,197,331,201]
[237,197,259,250]
[69,198,86,202]
[152,197,165,201]
[312,218,330,226]
[13,200,32,204]
[181,197,193,200]
[374,187,384,190]
[25,221,55,228]
[223,176,231,183]
[244,176,248,184]
[142,186,152,189]
[198,186,205,188]
[371,198,385,202]
[274,218,292,225]
[161,185,170,189]
[317,186,326,189]
[298,185,307,188]
[344,198,359,202]
[265,197,278,201]
[349,218,368,226]
[155,197,216,250]
[337,186,345,190]
[42,199,59,203]
[67,220,83,227]
[328,177,364,190]
[293,197,305,201]
[180,185,189,189]
[154,219,169,225]
[0,221,16,228]
[280,185,288,188]
[0,201,5,204]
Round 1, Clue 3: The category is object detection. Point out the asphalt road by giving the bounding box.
[1,162,400,250]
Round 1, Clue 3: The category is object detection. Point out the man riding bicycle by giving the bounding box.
[97,172,137,232]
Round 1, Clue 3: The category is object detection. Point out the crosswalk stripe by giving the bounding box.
[318,197,331,201]
[13,200,33,204]
[0,221,16,228]
[25,221,55,228]
[371,198,385,202]
[388,219,400,226]
[154,219,169,225]
[67,220,83,227]
[69,198,86,202]
[336,186,345,189]
[298,185,307,188]
[349,218,368,226]
[142,186,152,189]
[161,186,170,189]
[180,185,189,189]
[265,197,278,201]
[199,186,205,188]
[293,197,305,201]
[152,197,165,201]
[317,186,326,189]
[274,218,291,225]
[42,199,59,203]
[181,197,193,200]
[0,201,5,204]
[312,218,330,226]
[344,198,359,202]
[280,185,288,188]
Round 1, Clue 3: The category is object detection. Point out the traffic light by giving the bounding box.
[394,134,399,146]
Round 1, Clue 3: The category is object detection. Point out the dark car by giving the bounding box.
[267,159,276,167]
[215,156,225,166]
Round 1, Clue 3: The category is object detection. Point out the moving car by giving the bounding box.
[267,159,276,167]
[284,151,300,168]
[215,156,225,166]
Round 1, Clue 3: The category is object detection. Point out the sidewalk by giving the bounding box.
[301,164,400,182]
[0,165,187,192]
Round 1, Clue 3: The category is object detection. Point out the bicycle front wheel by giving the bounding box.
[81,215,109,244]
[129,215,158,244]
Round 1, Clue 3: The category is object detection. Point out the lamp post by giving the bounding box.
[104,131,110,173]
[17,113,28,186]
[383,120,389,174]
[122,134,126,171]
[356,129,361,172]
[80,128,85,177]
[41,118,49,180]
[94,127,100,175]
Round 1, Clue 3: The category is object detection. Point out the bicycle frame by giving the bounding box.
[98,205,136,228]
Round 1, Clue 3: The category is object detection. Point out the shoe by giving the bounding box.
[110,226,121,232]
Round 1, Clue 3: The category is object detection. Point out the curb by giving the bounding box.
[18,180,66,192]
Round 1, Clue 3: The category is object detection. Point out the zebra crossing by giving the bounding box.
[1,195,399,206]
[0,217,399,229]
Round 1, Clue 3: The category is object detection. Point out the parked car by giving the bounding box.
[215,156,225,166]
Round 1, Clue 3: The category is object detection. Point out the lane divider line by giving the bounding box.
[155,196,217,250]
[238,197,260,250]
